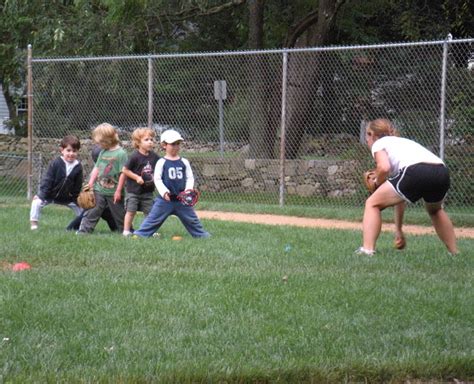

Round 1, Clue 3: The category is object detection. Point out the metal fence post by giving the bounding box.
[438,33,451,160]
[148,57,153,129]
[27,44,33,199]
[279,50,288,207]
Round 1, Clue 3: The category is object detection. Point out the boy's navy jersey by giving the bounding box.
[124,150,160,194]
[154,157,194,198]
[38,157,83,203]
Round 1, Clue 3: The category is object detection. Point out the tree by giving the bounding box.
[282,0,346,158]
[2,0,472,143]
[0,1,36,134]
[247,0,277,158]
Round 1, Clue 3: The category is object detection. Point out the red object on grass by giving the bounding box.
[12,262,31,271]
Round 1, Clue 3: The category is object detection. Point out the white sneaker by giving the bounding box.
[123,231,132,237]
[354,247,375,256]
[31,224,38,230]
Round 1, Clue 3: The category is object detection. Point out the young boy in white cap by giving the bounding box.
[133,129,209,238]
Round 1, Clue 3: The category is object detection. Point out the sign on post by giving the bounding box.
[214,80,227,100]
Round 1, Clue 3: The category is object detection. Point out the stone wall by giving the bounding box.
[191,157,360,197]
[0,135,361,197]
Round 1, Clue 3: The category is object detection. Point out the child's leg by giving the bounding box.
[64,202,83,231]
[123,211,136,235]
[134,198,172,237]
[123,193,140,235]
[78,193,106,234]
[101,207,118,232]
[66,210,85,231]
[30,197,49,229]
[141,193,155,218]
[174,204,210,238]
[105,196,126,233]
[66,202,83,217]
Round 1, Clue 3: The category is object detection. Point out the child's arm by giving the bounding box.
[153,159,170,200]
[72,166,84,200]
[37,161,56,200]
[113,172,126,204]
[88,167,99,189]
[183,158,195,190]
[122,167,144,185]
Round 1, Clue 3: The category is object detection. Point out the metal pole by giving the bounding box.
[279,51,288,207]
[218,93,224,157]
[438,33,451,160]
[147,57,153,129]
[27,44,33,200]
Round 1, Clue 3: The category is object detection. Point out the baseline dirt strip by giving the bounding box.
[197,211,474,239]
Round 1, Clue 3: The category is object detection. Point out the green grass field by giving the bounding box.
[0,204,473,382]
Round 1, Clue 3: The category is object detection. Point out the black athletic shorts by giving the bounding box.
[388,163,450,203]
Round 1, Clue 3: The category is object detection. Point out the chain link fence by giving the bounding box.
[2,37,472,214]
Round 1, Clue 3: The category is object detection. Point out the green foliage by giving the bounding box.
[5,114,27,137]
[337,0,473,43]
[32,59,149,138]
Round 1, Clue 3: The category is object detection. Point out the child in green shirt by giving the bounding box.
[77,123,127,234]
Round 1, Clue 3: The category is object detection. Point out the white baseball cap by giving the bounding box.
[161,129,183,144]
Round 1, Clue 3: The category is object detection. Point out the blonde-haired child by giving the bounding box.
[77,123,127,234]
[121,127,160,236]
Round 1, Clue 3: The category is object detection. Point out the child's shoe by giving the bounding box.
[31,224,38,230]
[123,231,132,237]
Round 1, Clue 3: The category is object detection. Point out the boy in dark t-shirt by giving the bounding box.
[121,128,160,236]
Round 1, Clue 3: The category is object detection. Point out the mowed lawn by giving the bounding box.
[0,203,473,382]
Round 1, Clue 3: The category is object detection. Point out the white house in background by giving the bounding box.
[0,84,13,134]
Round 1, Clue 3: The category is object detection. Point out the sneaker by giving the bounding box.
[30,224,38,231]
[152,232,161,238]
[122,231,132,237]
[354,247,376,256]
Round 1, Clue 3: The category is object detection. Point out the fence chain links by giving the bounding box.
[1,39,472,214]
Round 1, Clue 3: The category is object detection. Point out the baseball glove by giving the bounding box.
[363,169,378,194]
[177,189,200,207]
[77,184,96,210]
[141,172,154,187]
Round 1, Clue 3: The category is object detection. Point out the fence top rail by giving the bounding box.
[31,37,474,63]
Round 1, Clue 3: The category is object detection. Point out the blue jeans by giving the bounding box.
[134,198,210,238]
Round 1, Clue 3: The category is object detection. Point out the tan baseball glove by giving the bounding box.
[363,169,378,194]
[77,184,96,210]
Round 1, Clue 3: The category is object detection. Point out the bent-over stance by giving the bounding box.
[356,119,458,256]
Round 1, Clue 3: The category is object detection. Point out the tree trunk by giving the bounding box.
[2,84,18,123]
[247,0,276,158]
[284,0,344,159]
[248,0,264,49]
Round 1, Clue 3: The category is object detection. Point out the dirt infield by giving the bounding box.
[197,210,474,239]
